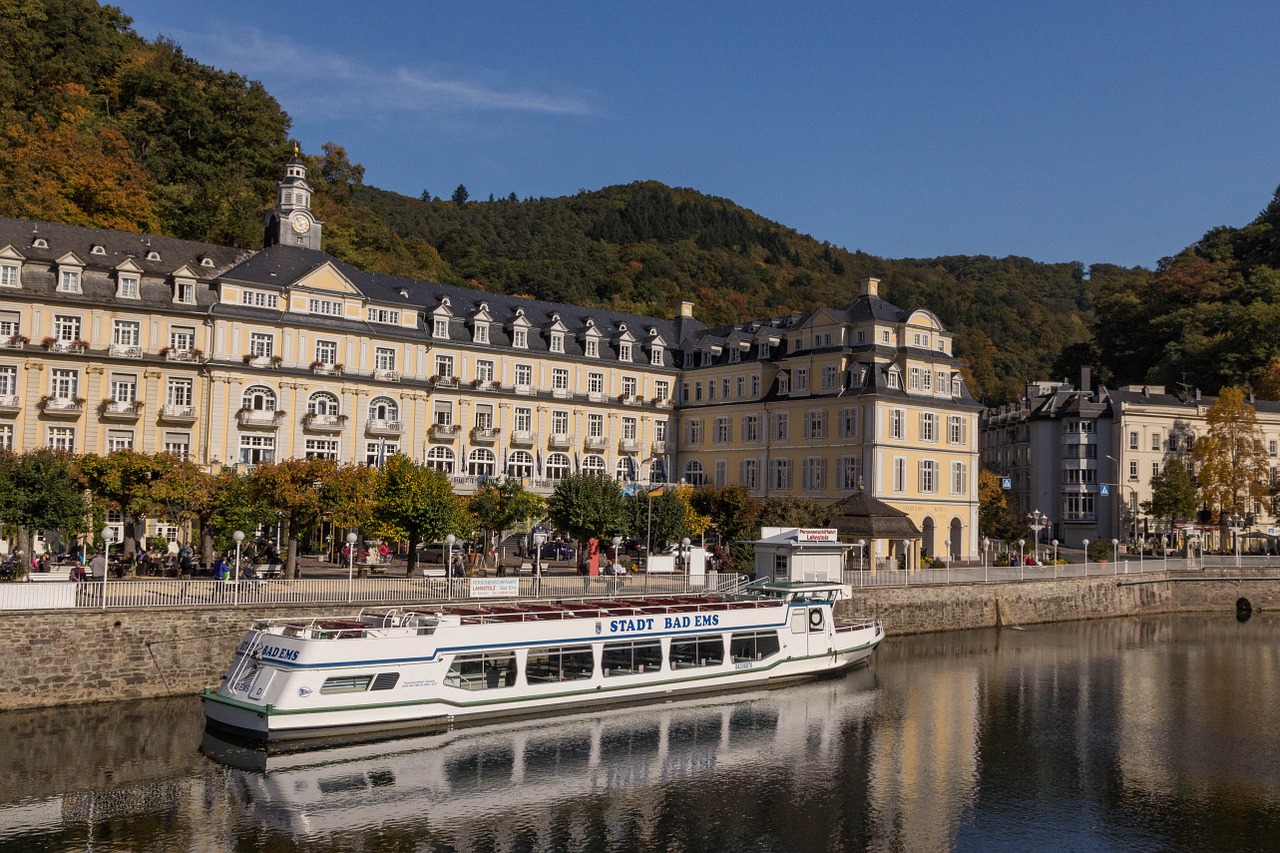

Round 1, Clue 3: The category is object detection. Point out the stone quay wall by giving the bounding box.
[1,572,1275,711]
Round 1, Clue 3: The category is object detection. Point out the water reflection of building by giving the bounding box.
[203,671,881,842]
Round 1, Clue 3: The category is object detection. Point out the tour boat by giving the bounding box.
[202,580,884,743]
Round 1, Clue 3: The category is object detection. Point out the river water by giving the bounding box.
[2,613,1278,853]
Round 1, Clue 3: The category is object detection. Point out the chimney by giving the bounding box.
[861,277,880,298]
[677,301,695,319]
[1080,365,1092,396]
[1195,388,1201,400]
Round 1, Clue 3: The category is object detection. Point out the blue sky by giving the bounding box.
[118,1,1279,269]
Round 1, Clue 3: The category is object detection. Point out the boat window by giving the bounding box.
[669,636,725,669]
[526,645,594,683]
[320,675,373,694]
[445,651,518,691]
[729,631,781,662]
[602,639,663,676]
[371,672,400,691]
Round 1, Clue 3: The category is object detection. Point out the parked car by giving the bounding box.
[620,539,647,559]
[539,540,576,561]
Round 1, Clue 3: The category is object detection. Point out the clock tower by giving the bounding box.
[264,147,323,251]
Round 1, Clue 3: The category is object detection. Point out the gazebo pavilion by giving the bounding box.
[826,489,923,573]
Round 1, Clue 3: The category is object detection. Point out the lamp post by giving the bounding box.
[943,538,951,572]
[856,539,866,585]
[982,536,989,583]
[1029,510,1046,563]
[1112,538,1119,574]
[681,537,691,575]
[445,534,457,595]
[1018,538,1025,581]
[1231,515,1243,567]
[532,530,546,596]
[1052,539,1059,579]
[1082,538,1090,577]
[611,535,623,590]
[233,530,245,607]
[100,526,114,609]
[346,531,358,602]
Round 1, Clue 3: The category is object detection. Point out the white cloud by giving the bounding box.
[175,25,594,118]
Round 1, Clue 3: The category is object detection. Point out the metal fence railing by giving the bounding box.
[843,554,1280,588]
[0,572,746,612]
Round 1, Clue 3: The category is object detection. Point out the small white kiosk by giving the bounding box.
[752,527,853,583]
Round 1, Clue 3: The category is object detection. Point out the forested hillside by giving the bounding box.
[11,0,1280,405]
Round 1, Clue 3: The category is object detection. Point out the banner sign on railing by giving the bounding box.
[469,577,520,598]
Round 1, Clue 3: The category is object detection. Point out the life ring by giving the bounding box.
[808,608,823,630]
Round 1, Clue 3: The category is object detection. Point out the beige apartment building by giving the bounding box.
[0,156,981,560]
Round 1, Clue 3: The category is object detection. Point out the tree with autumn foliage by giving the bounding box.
[146,456,214,553]
[79,449,173,560]
[248,456,338,578]
[466,479,546,566]
[1191,386,1271,528]
[374,454,471,576]
[978,468,1023,540]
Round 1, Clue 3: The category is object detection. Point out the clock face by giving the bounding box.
[290,212,311,234]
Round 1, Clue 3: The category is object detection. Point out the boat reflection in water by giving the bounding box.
[203,666,880,840]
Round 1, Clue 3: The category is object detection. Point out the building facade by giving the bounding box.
[981,373,1280,552]
[0,158,981,559]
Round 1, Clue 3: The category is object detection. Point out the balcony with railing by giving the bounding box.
[39,396,84,417]
[620,394,642,406]
[470,426,500,443]
[509,429,536,446]
[302,413,347,433]
[513,383,535,396]
[310,361,343,376]
[366,418,403,437]
[584,434,608,451]
[237,408,285,429]
[587,391,607,403]
[0,394,18,413]
[551,387,572,399]
[44,338,87,355]
[0,335,26,350]
[651,440,668,455]
[471,379,499,392]
[619,437,641,453]
[159,403,197,423]
[548,432,574,449]
[108,343,142,359]
[430,423,460,441]
[654,397,674,409]
[100,399,143,420]
[431,374,458,388]
[163,347,203,363]
[374,368,401,382]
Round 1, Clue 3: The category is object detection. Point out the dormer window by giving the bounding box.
[58,269,80,293]
[650,345,663,366]
[887,368,900,389]
[513,328,527,348]
[200,257,215,268]
[91,245,106,256]
[619,342,631,361]
[32,238,48,249]
[474,323,489,344]
[433,317,449,338]
[550,332,564,353]
[174,280,195,305]
[118,274,140,299]
[585,338,598,358]
[146,250,160,261]
[700,350,712,367]
[728,348,740,364]
[0,263,18,288]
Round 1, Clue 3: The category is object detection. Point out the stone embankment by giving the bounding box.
[1,571,1273,711]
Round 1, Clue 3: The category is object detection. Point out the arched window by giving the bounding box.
[308,391,340,416]
[468,448,497,477]
[615,457,635,481]
[242,386,276,411]
[506,450,534,478]
[649,458,669,484]
[545,452,570,481]
[368,396,399,421]
[581,454,606,474]
[425,445,455,474]
[684,460,706,486]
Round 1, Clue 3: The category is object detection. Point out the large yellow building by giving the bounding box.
[0,157,980,560]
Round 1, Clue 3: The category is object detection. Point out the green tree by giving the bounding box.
[1191,386,1270,524]
[0,449,87,559]
[467,479,546,565]
[1143,458,1198,537]
[248,456,337,578]
[547,472,627,560]
[146,457,214,558]
[374,454,470,575]
[689,484,762,572]
[758,496,833,529]
[207,469,272,566]
[451,184,469,206]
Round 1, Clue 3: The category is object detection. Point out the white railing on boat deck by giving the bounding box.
[24,573,746,611]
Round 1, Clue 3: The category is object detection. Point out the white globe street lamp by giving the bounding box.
[233,530,245,584]
[1083,539,1090,576]
[346,531,358,602]
[100,526,115,609]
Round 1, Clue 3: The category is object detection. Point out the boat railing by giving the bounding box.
[833,616,882,634]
